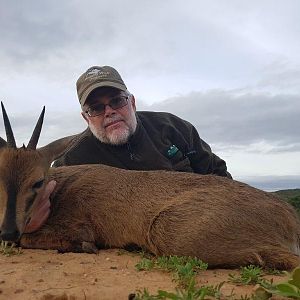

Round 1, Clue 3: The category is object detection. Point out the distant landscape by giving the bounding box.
[240,176,300,192]
[273,188,300,214]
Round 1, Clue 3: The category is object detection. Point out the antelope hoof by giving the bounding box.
[81,241,98,254]
[57,241,98,254]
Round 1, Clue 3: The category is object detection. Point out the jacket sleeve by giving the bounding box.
[51,130,89,168]
[52,155,68,167]
[186,124,232,179]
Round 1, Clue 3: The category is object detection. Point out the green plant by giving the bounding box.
[263,268,285,276]
[136,257,155,271]
[175,261,197,288]
[0,240,22,256]
[133,256,233,299]
[155,256,207,271]
[135,258,283,299]
[287,196,300,214]
[255,266,300,299]
[135,255,208,288]
[228,265,266,285]
[132,279,225,300]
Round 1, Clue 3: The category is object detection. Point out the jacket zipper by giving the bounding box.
[126,143,134,160]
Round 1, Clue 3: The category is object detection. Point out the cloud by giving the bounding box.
[1,88,299,155]
[148,90,300,152]
[1,0,300,112]
[2,0,298,86]
[256,59,300,94]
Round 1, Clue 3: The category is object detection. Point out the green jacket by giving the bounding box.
[54,111,232,178]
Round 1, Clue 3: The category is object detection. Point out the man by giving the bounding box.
[25,65,231,233]
[54,65,231,176]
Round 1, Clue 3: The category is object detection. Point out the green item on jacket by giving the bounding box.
[53,111,231,178]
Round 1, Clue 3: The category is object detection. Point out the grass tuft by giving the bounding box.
[135,255,207,288]
[0,240,22,256]
[133,279,226,300]
[228,265,267,285]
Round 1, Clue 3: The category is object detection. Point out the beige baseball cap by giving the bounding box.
[76,66,127,107]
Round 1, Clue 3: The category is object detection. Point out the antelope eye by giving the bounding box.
[32,179,44,189]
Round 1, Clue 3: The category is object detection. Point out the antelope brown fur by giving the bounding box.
[0,104,300,270]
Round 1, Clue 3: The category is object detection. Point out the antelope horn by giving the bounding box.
[1,102,17,148]
[0,137,7,148]
[27,106,45,150]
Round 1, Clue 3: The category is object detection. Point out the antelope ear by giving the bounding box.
[37,134,80,164]
[0,137,7,149]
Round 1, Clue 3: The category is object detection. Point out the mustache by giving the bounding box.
[103,116,124,127]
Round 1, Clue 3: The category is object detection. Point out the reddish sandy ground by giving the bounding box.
[0,249,289,300]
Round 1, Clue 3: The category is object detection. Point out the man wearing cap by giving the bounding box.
[53,65,232,176]
[25,65,231,233]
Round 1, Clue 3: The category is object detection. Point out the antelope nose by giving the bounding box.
[0,229,20,242]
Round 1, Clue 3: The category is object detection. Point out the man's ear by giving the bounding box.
[131,95,136,111]
[81,111,89,124]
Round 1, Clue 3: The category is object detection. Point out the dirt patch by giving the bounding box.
[0,249,288,299]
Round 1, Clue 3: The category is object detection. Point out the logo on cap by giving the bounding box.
[85,68,110,80]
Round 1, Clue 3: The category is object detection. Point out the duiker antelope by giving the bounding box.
[0,103,300,269]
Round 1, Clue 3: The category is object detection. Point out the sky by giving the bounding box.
[0,0,299,191]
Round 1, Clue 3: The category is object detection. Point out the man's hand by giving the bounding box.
[24,180,57,233]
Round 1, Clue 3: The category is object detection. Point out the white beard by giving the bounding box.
[90,124,131,145]
[90,113,137,145]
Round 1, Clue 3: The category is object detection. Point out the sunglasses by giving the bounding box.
[85,95,130,117]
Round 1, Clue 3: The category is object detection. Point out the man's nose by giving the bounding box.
[104,104,116,117]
